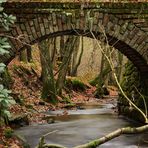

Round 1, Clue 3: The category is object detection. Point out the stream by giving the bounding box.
[15,102,148,148]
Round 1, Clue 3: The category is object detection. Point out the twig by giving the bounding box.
[134,85,147,117]
[90,30,148,124]
[43,130,59,137]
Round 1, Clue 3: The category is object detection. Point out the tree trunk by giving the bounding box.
[117,52,123,83]
[99,50,105,86]
[71,36,83,77]
[50,38,57,66]
[38,39,57,104]
[56,36,77,95]
[59,36,65,61]
[75,124,148,148]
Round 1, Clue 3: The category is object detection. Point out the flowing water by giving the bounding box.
[15,102,148,148]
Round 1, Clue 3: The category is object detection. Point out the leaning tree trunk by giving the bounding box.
[97,44,111,87]
[70,36,83,77]
[99,48,105,86]
[56,36,77,95]
[38,39,57,104]
[59,35,65,61]
[50,37,57,67]
[117,51,123,83]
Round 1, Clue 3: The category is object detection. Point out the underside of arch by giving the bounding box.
[3,29,148,79]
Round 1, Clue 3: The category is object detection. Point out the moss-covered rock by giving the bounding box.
[9,113,29,127]
[65,77,86,92]
[94,85,109,99]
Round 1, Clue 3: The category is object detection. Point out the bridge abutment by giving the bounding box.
[118,61,148,123]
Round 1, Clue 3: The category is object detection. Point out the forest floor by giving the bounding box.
[0,59,118,148]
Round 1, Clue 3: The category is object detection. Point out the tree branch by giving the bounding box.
[74,124,148,148]
[37,124,148,148]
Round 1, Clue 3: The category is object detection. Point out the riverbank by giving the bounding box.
[0,60,118,148]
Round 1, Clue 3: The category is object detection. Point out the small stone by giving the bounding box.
[38,101,45,105]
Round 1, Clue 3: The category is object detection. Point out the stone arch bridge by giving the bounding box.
[1,0,148,79]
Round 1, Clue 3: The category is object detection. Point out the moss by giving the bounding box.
[120,106,146,123]
[64,103,76,109]
[4,127,14,138]
[118,61,148,122]
[41,79,58,105]
[25,104,34,109]
[61,96,72,103]
[71,79,86,91]
[65,78,86,92]
[94,86,104,99]
[94,85,109,99]
[0,68,13,89]
[15,134,30,148]
[89,76,99,86]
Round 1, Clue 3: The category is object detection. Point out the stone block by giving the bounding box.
[121,30,129,42]
[67,15,72,30]
[20,24,26,31]
[106,21,114,33]
[16,26,23,35]
[137,42,146,52]
[57,18,63,31]
[120,22,128,35]
[103,14,109,27]
[34,19,41,37]
[29,21,34,27]
[20,30,30,43]
[113,24,121,38]
[45,28,50,35]
[79,16,85,31]
[43,18,49,29]
[31,26,37,39]
[48,14,52,21]
[127,23,135,31]
[26,23,32,36]
[93,12,100,25]
[40,23,45,36]
[53,25,58,33]
[129,35,139,46]
[62,21,67,31]
[49,26,54,33]
[52,13,57,26]
[136,35,146,44]
[128,27,139,40]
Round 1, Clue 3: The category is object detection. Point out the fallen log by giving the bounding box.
[36,124,148,148]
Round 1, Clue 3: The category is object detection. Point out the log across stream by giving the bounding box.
[15,102,148,148]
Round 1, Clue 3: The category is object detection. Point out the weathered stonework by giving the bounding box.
[0,3,147,65]
[119,61,148,123]
[1,2,147,77]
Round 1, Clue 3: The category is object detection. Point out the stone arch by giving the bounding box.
[3,11,148,77]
